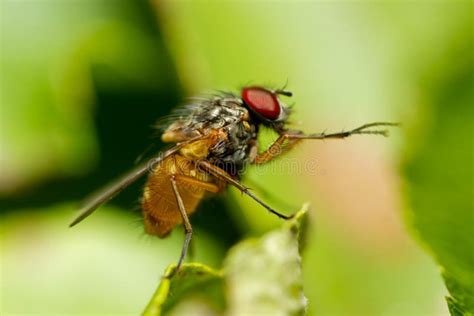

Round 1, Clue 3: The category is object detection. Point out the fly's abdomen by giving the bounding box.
[141,155,207,238]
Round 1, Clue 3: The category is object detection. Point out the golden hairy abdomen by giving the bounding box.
[141,154,210,238]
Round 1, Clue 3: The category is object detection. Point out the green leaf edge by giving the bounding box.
[142,205,309,316]
[142,263,223,316]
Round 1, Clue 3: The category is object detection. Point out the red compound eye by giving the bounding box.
[241,87,281,120]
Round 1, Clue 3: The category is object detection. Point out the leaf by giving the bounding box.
[403,41,474,315]
[142,206,308,316]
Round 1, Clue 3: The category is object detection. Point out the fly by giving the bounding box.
[70,85,397,275]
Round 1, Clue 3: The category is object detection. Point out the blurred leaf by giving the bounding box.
[224,206,308,316]
[0,0,178,194]
[403,40,473,314]
[0,203,223,315]
[143,206,308,316]
[447,296,470,316]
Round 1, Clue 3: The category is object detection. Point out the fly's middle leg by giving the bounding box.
[197,160,295,220]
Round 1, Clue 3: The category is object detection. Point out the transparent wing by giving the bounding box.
[69,146,179,227]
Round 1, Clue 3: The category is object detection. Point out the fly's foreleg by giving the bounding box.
[286,122,398,140]
[254,122,398,165]
[253,134,300,165]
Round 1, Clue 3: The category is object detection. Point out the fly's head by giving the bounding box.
[241,86,292,132]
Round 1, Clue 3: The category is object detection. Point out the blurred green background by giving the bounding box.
[1,1,472,315]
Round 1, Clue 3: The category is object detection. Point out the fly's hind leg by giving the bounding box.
[169,175,193,276]
[174,175,221,264]
[168,175,220,277]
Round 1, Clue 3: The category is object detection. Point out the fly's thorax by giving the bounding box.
[160,94,259,170]
[161,95,250,141]
[206,121,258,176]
